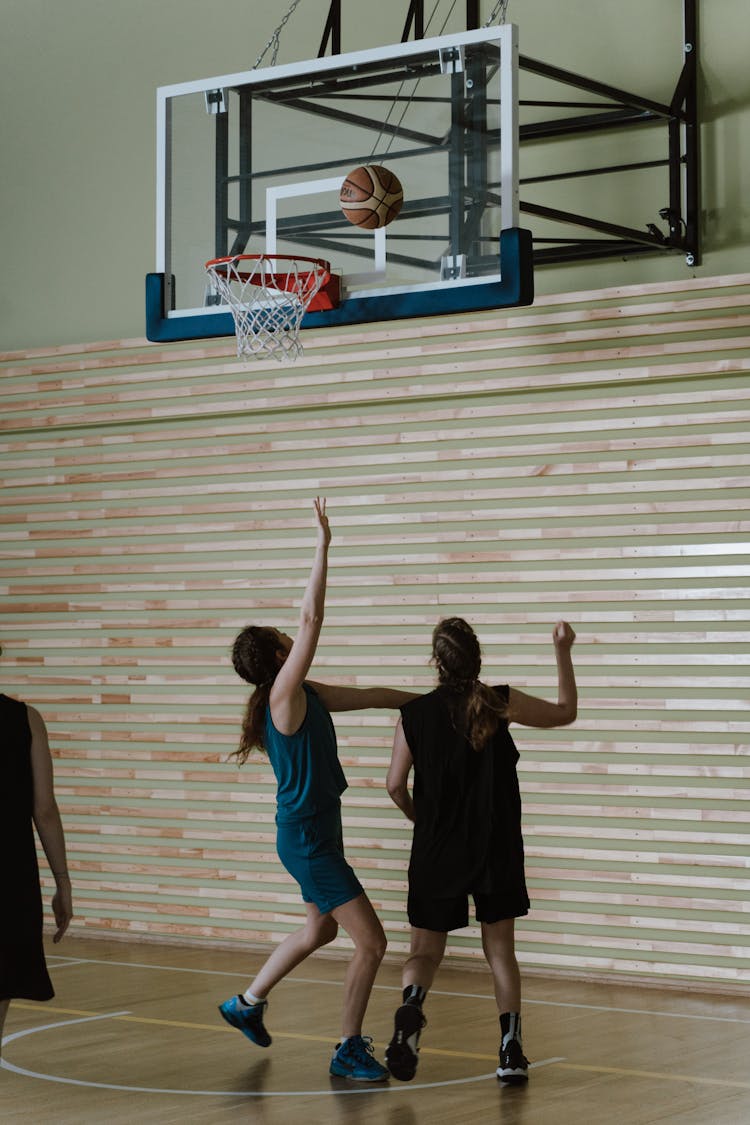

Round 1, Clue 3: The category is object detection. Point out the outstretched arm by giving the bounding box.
[507,621,577,728]
[307,682,420,712]
[28,706,73,943]
[270,498,330,735]
[386,717,415,822]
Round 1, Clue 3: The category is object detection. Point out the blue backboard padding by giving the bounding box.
[146,229,533,343]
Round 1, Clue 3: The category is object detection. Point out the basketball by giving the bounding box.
[339,165,404,229]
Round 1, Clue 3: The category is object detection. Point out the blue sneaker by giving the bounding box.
[218,995,272,1047]
[330,1035,389,1081]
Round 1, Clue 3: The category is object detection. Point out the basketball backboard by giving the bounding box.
[146,24,533,343]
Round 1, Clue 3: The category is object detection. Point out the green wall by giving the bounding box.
[0,0,748,350]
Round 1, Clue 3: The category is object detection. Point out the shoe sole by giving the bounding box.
[329,1064,389,1082]
[385,1042,418,1081]
[496,1068,528,1084]
[385,1004,424,1081]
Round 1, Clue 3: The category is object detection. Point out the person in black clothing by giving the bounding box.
[0,647,73,1055]
[384,616,577,1084]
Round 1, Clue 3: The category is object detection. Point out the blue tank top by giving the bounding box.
[265,684,347,823]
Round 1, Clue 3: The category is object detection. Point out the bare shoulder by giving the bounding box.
[26,704,47,733]
[269,681,308,736]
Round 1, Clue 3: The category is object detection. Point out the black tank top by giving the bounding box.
[400,685,527,897]
[0,694,54,1000]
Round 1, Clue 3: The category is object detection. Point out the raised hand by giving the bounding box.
[314,496,331,547]
[553,621,576,650]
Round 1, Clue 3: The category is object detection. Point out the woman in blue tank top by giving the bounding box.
[218,499,417,1082]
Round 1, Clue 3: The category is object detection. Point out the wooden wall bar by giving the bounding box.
[2,273,749,988]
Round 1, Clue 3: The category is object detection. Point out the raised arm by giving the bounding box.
[386,717,416,822]
[269,498,331,735]
[306,682,420,712]
[28,705,73,943]
[507,621,578,728]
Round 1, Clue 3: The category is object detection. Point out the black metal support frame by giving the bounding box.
[210,0,699,275]
[318,0,342,57]
[513,0,699,267]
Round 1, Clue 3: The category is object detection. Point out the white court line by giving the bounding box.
[46,954,750,1025]
[0,1011,563,1096]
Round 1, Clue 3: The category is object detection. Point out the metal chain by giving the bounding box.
[253,0,306,69]
[484,0,511,25]
[254,0,508,73]
[255,0,508,72]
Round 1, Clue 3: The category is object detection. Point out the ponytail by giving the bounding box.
[464,679,507,752]
[230,625,281,763]
[432,616,507,752]
[232,683,272,764]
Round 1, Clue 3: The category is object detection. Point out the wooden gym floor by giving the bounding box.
[1,935,749,1125]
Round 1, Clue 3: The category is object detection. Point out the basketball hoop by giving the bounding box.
[204,254,337,361]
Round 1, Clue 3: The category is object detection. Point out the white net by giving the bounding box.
[204,256,330,362]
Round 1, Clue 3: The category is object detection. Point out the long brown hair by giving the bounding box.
[431,617,506,752]
[230,626,281,763]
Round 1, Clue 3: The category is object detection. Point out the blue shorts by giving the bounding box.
[276,804,363,915]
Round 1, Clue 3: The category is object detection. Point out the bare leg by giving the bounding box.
[483,919,528,1081]
[248,903,338,999]
[402,927,447,991]
[330,893,387,1039]
[481,918,521,1013]
[0,1000,10,1058]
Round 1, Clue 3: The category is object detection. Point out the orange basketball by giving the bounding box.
[339,165,404,229]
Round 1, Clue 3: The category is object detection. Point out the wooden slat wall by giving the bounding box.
[2,273,749,989]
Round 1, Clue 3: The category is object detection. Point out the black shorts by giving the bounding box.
[407,887,529,933]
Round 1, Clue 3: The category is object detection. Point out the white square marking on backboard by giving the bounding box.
[266,177,386,288]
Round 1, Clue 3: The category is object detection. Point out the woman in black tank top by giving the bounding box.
[384,617,577,1085]
[0,664,73,1055]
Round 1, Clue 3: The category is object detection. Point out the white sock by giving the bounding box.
[241,989,265,1007]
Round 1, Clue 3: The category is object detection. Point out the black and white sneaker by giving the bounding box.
[496,1037,529,1084]
[385,1003,426,1081]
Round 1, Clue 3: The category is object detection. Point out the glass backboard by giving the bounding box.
[147,24,533,343]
